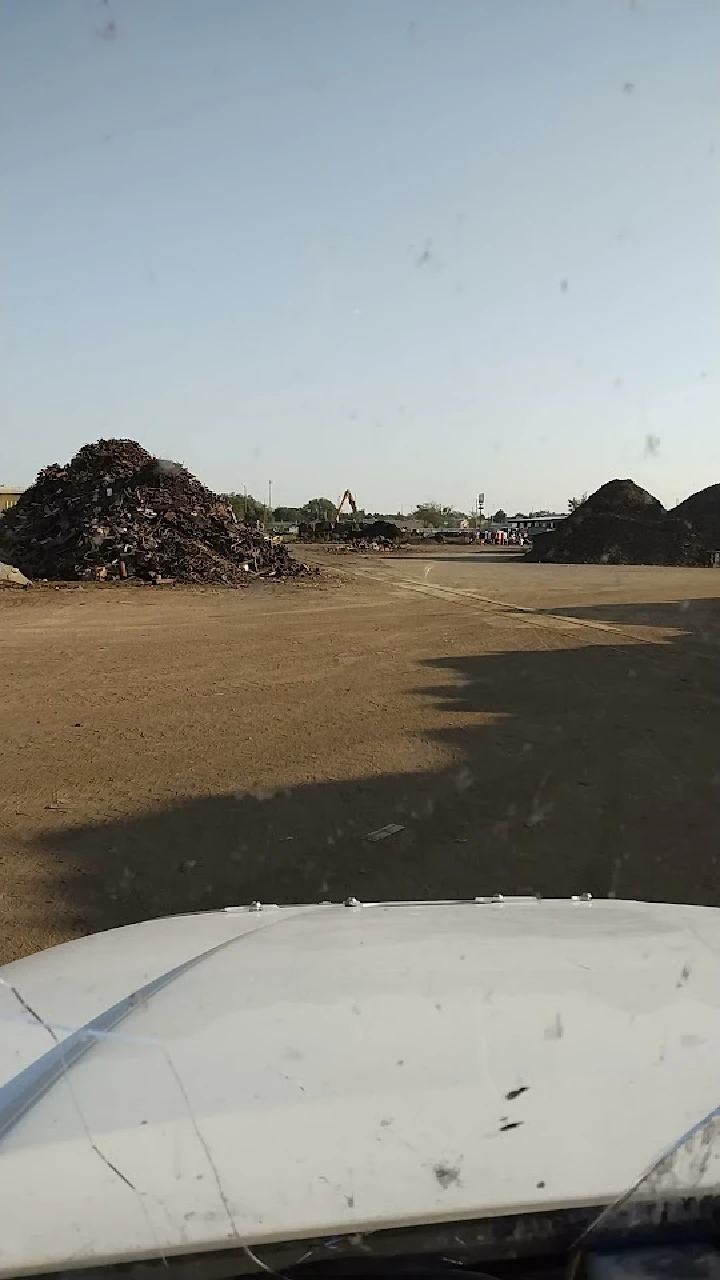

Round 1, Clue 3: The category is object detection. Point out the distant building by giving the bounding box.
[505,513,566,535]
[0,487,24,513]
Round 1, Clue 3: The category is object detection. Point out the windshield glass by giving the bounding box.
[577,1101,720,1252]
[1,0,719,1275]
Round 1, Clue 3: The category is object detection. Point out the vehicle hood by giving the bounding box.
[2,897,720,1275]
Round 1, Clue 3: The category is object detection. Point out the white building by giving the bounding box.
[505,513,566,535]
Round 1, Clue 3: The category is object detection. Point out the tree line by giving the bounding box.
[222,495,481,527]
[221,492,586,527]
[221,493,380,524]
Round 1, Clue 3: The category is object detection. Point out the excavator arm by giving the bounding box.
[335,489,358,520]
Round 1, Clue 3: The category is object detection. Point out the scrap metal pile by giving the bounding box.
[526,479,713,567]
[0,439,315,585]
[298,517,403,550]
[342,519,403,550]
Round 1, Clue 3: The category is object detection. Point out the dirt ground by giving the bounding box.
[2,548,720,963]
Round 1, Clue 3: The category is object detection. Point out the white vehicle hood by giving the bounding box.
[1,897,720,1276]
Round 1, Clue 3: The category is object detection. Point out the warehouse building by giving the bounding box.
[0,488,24,514]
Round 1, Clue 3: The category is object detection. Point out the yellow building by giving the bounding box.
[0,488,24,513]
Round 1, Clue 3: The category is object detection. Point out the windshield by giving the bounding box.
[1,0,719,1276]
[578,1102,720,1244]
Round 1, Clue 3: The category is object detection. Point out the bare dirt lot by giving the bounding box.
[2,548,720,962]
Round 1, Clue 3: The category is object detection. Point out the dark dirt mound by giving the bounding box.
[527,479,706,566]
[672,484,720,522]
[579,479,665,516]
[671,485,720,549]
[0,438,316,585]
[528,512,706,566]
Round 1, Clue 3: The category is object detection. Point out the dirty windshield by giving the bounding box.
[1,0,719,1275]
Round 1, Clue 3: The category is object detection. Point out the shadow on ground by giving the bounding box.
[538,595,720,640]
[34,599,720,936]
[376,552,525,564]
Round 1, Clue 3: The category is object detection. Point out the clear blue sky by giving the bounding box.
[1,0,718,516]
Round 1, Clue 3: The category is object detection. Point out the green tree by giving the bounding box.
[272,506,304,523]
[221,492,266,522]
[491,508,507,523]
[568,493,588,512]
[302,497,337,522]
[410,503,443,528]
[410,502,469,528]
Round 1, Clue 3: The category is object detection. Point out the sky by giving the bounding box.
[1,0,718,517]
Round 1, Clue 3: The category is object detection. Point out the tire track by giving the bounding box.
[344,563,652,645]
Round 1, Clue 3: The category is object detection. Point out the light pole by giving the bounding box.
[267,479,272,529]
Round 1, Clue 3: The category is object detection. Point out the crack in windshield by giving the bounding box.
[575,1101,720,1251]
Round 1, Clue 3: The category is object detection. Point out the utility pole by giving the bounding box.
[267,479,273,529]
[243,485,247,521]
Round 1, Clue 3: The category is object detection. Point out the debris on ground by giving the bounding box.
[365,822,405,842]
[0,562,31,588]
[526,479,709,566]
[0,439,318,585]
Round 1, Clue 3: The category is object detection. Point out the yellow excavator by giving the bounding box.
[334,489,357,522]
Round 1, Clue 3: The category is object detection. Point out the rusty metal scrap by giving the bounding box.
[0,439,316,585]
